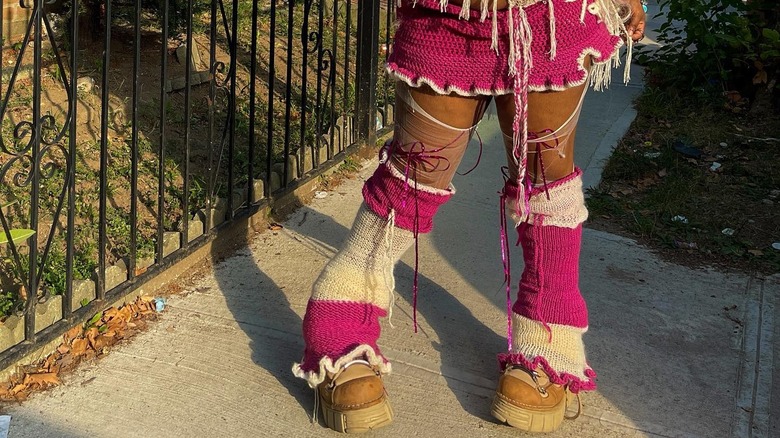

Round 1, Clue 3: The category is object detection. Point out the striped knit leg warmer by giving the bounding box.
[293,156,453,388]
[497,167,596,393]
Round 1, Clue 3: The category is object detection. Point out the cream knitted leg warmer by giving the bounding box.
[294,158,454,388]
[498,168,596,393]
[292,204,414,388]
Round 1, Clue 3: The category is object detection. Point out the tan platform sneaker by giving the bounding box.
[317,360,393,433]
[491,365,577,433]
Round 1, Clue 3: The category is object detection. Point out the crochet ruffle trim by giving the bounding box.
[386,38,624,99]
[497,352,596,394]
[292,344,392,389]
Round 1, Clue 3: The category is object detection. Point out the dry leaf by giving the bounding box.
[42,355,56,372]
[93,335,113,352]
[748,249,764,256]
[269,222,283,231]
[11,383,26,394]
[64,325,82,343]
[753,70,768,84]
[71,338,88,356]
[85,327,100,349]
[107,319,126,333]
[103,307,119,320]
[657,169,668,178]
[0,295,169,402]
[118,307,133,321]
[24,372,61,387]
[724,91,742,103]
[57,354,75,370]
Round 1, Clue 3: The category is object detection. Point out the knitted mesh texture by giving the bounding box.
[311,204,415,308]
[513,222,588,327]
[294,206,413,387]
[363,161,454,233]
[296,164,453,387]
[388,0,623,96]
[505,167,588,228]
[294,301,392,388]
[502,169,595,391]
[498,314,596,393]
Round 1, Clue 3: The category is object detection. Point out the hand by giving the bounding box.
[625,0,647,42]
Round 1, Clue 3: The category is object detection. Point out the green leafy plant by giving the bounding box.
[640,0,779,106]
[0,201,35,246]
[0,229,35,246]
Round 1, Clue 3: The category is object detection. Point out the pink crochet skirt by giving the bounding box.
[388,0,628,219]
[387,0,624,95]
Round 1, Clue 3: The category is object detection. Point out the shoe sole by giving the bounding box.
[490,393,565,433]
[320,394,394,434]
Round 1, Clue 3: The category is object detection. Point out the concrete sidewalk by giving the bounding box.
[6,14,780,437]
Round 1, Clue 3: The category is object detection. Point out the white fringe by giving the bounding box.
[312,388,319,423]
[292,345,392,389]
[548,0,556,59]
[584,0,633,88]
[507,6,516,76]
[491,0,499,52]
[383,210,397,328]
[459,0,471,18]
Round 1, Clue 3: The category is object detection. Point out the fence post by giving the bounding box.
[355,0,381,145]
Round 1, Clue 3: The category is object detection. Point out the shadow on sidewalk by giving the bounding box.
[210,221,312,412]
[293,201,506,420]
[212,148,746,437]
[211,194,505,422]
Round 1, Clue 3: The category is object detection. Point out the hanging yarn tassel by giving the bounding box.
[508,5,533,221]
[459,0,471,19]
[383,210,398,328]
[499,175,514,352]
[548,0,557,59]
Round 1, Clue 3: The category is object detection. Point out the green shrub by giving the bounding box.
[640,0,779,104]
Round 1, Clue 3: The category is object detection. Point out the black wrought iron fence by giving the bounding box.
[0,0,395,368]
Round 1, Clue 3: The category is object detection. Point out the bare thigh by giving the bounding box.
[406,84,489,129]
[389,83,490,189]
[495,63,591,183]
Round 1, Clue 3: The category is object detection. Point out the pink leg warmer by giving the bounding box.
[497,168,596,393]
[298,300,387,376]
[363,158,453,233]
[513,222,588,328]
[293,150,454,388]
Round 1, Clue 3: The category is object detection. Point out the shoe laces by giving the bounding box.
[512,366,583,420]
[565,392,583,420]
[529,369,548,396]
[326,359,373,389]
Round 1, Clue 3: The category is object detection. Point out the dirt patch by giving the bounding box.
[587,88,780,275]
